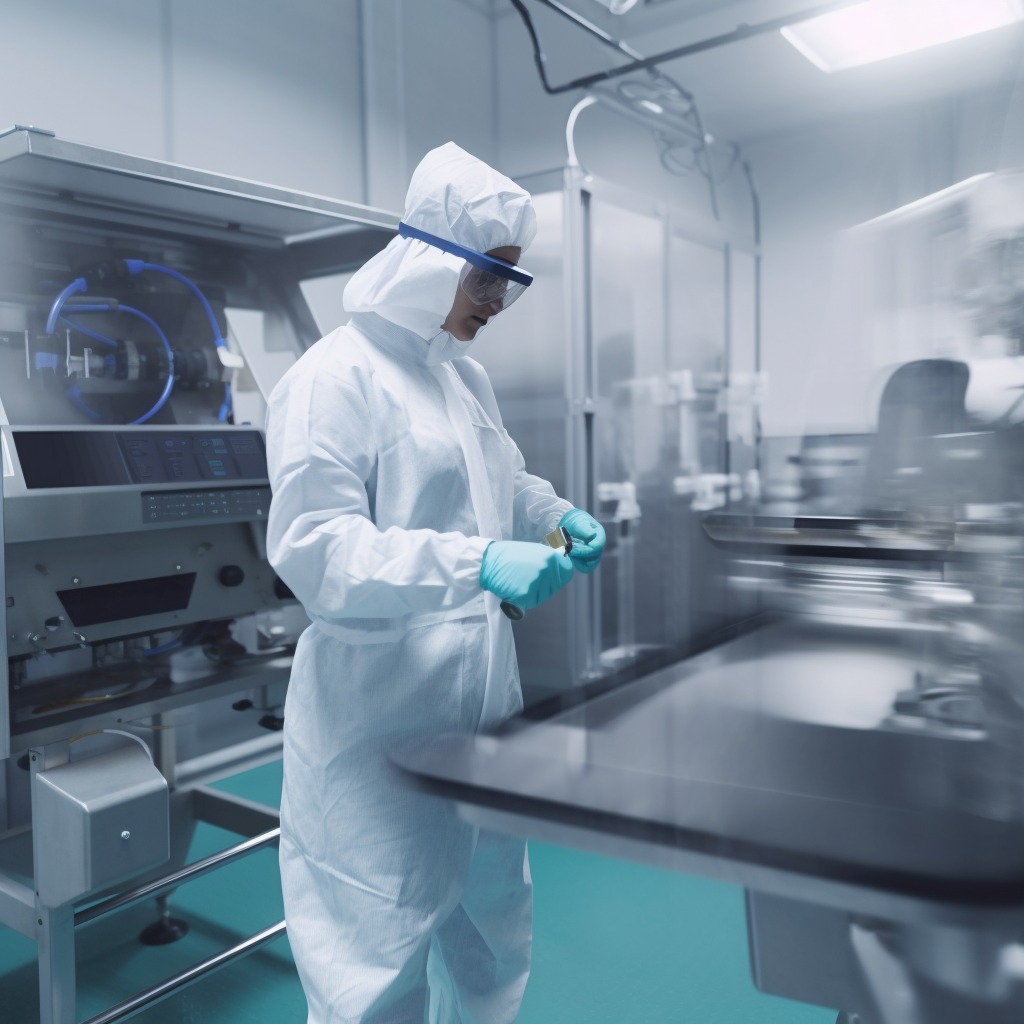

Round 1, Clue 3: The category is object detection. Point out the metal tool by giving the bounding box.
[500,526,573,620]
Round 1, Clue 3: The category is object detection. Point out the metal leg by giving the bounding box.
[138,718,192,945]
[31,743,76,1024]
[37,903,77,1024]
[850,921,926,1024]
[138,892,189,946]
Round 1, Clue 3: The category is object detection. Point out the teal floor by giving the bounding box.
[1,761,835,1023]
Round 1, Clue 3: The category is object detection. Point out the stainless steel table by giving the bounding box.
[393,621,1024,1024]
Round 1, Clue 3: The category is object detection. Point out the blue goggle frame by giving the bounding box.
[398,222,533,289]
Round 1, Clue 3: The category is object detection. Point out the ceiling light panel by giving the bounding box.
[781,0,1024,73]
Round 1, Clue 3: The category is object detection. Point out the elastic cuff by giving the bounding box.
[543,500,575,537]
[461,534,495,592]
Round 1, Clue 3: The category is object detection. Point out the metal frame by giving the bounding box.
[81,920,286,1024]
[556,99,761,687]
[0,126,397,248]
[6,745,284,1024]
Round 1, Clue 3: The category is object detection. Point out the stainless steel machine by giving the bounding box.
[477,92,762,707]
[395,174,1024,1022]
[0,126,397,1024]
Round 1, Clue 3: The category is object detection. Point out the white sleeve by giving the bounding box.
[265,366,489,622]
[507,431,573,542]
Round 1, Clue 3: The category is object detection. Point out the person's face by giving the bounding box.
[442,245,522,342]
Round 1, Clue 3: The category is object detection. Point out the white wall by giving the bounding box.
[745,79,1024,436]
[0,0,497,213]
[167,0,364,198]
[1,0,168,159]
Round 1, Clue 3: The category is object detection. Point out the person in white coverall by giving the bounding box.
[265,141,606,1024]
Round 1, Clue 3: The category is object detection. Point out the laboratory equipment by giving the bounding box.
[0,126,397,1024]
[394,172,1024,1023]
[475,95,760,703]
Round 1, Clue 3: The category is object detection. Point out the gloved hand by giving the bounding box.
[558,508,606,574]
[480,540,574,611]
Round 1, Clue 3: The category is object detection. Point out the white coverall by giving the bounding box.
[265,142,571,1024]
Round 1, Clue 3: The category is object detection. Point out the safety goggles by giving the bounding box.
[398,221,533,311]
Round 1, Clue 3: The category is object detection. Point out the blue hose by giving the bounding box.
[123,260,233,420]
[45,277,87,334]
[48,260,231,422]
[123,260,226,345]
[143,635,184,657]
[59,304,175,425]
[57,313,119,348]
[66,383,103,421]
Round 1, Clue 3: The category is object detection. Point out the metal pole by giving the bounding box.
[1,427,9,763]
[79,920,287,1024]
[75,827,280,927]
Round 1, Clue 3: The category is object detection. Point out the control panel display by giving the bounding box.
[13,430,267,489]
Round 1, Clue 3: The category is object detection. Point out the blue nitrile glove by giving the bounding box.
[559,508,606,574]
[480,541,574,611]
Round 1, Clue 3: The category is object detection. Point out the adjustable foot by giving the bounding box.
[139,895,189,946]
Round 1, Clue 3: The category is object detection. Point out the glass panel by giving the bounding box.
[591,201,667,668]
[300,272,354,337]
[726,248,761,485]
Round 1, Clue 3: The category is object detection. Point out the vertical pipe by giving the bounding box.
[358,0,407,209]
[723,243,732,481]
[160,0,175,163]
[742,160,763,472]
[0,428,8,762]
[356,0,370,207]
[564,165,601,682]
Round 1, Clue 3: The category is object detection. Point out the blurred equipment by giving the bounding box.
[476,74,761,702]
[0,126,396,1024]
[395,172,1024,1023]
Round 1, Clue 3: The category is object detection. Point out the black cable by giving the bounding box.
[524,0,864,94]
[510,0,555,93]
[509,0,721,217]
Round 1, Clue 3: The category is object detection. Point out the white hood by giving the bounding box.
[343,142,537,345]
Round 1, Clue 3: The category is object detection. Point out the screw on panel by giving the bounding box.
[121,831,131,841]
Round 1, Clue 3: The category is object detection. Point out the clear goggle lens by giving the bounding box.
[459,263,529,310]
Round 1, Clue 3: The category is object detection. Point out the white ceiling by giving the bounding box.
[500,0,1024,143]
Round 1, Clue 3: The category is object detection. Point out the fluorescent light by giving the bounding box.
[591,0,640,13]
[637,99,665,115]
[781,0,1024,72]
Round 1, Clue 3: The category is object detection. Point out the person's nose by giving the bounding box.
[481,298,503,316]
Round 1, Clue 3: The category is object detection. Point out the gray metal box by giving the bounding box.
[34,744,169,907]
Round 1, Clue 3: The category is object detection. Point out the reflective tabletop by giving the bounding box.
[392,621,1024,927]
